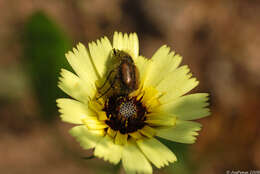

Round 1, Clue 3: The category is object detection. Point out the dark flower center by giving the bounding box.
[104,95,147,134]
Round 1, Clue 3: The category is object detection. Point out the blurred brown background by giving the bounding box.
[0,0,260,174]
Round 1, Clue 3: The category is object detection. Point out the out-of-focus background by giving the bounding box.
[0,0,260,174]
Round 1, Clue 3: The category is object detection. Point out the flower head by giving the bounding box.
[57,32,210,173]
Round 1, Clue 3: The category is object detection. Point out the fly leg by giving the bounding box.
[96,69,115,91]
[96,75,119,100]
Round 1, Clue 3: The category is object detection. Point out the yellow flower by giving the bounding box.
[57,32,210,174]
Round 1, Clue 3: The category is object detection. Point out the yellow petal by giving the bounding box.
[97,111,107,121]
[129,131,143,140]
[133,56,149,83]
[157,65,199,103]
[88,99,104,113]
[69,125,104,150]
[141,87,161,111]
[129,33,139,58]
[65,43,99,86]
[57,98,95,124]
[122,140,152,174]
[94,135,122,164]
[139,126,156,138]
[88,37,112,78]
[82,117,108,130]
[58,69,94,103]
[145,113,177,127]
[115,131,128,145]
[113,32,139,58]
[137,138,177,168]
[156,120,202,144]
[107,128,117,138]
[159,93,210,120]
[143,45,182,89]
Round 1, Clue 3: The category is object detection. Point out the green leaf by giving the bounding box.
[23,11,72,121]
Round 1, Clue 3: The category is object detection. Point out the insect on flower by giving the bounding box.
[57,32,211,174]
[96,49,139,99]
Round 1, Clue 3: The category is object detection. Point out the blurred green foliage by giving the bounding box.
[23,11,72,121]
